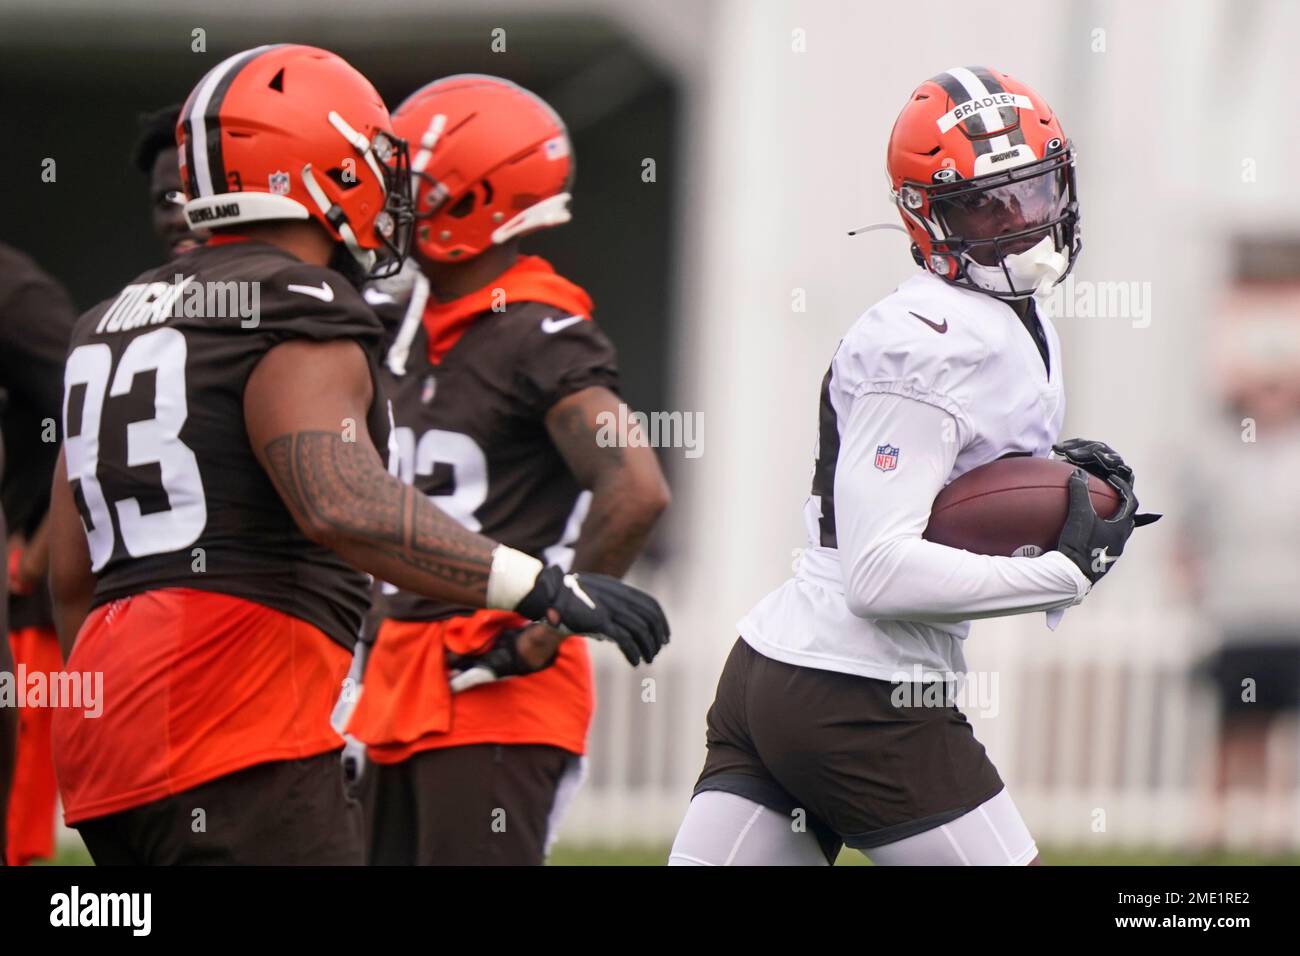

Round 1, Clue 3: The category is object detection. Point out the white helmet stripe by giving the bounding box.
[411,113,447,175]
[186,45,275,197]
[944,66,1013,154]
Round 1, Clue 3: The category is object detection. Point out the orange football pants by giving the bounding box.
[5,626,61,865]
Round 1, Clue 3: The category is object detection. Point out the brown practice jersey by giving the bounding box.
[62,239,390,649]
[366,256,618,621]
[0,244,79,630]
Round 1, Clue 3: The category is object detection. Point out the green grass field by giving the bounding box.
[38,843,1300,866]
[550,845,1300,866]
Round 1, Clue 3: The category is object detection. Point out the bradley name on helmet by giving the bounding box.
[670,65,1155,868]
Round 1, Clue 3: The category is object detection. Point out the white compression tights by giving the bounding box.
[668,787,1037,866]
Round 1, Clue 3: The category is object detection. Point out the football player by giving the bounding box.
[0,243,79,864]
[346,75,670,865]
[46,45,668,866]
[669,67,1155,866]
[132,105,203,260]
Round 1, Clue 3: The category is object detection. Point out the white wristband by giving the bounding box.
[486,545,545,611]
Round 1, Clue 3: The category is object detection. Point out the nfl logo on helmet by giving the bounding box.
[874,444,900,472]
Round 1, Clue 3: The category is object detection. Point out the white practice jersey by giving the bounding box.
[739,272,1091,681]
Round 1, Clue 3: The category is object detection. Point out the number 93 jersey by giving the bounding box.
[365,255,619,621]
[62,240,390,650]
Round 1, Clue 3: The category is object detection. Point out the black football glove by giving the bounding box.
[1053,438,1162,528]
[515,566,669,667]
[447,625,562,693]
[1057,468,1145,585]
[1053,438,1133,485]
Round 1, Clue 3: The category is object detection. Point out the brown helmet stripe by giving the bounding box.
[930,70,991,153]
[969,66,1026,146]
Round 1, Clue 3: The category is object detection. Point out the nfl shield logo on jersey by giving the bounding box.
[874,443,900,472]
[268,170,291,196]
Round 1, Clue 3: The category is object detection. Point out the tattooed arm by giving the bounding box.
[546,387,670,576]
[245,339,669,662]
[244,338,502,608]
[451,386,673,684]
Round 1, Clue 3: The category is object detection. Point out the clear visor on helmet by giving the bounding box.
[930,161,1071,266]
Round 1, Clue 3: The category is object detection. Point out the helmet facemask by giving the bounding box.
[902,148,1081,299]
[299,119,416,283]
[366,130,415,279]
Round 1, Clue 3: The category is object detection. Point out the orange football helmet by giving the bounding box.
[177,44,413,278]
[392,74,573,262]
[886,66,1080,299]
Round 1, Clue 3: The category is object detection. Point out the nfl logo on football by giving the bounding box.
[874,443,899,472]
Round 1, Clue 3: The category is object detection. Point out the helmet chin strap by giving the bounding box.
[964,235,1067,299]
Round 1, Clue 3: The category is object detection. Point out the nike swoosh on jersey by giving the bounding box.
[541,314,585,334]
[287,281,335,303]
[908,311,948,334]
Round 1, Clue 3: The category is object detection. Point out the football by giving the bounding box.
[922,456,1120,557]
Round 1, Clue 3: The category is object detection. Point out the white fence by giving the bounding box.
[562,603,1300,852]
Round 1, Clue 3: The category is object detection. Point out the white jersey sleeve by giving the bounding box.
[741,272,1080,681]
[835,391,1088,623]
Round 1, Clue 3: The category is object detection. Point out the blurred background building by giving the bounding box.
[2,0,1298,859]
